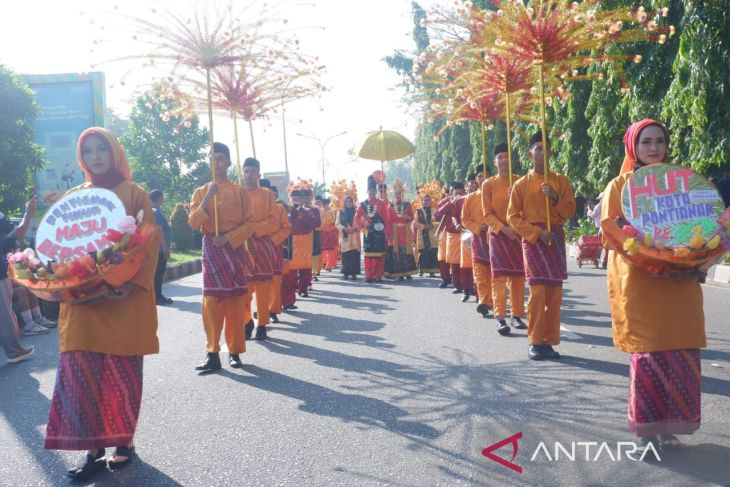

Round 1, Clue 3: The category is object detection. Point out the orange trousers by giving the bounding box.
[321,249,338,270]
[244,279,273,327]
[270,274,283,314]
[202,295,246,354]
[472,261,493,307]
[492,276,526,319]
[527,284,562,346]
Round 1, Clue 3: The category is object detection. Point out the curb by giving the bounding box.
[164,259,202,283]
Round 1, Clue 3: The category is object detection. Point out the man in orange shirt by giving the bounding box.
[483,144,527,336]
[261,182,291,325]
[189,142,255,371]
[240,158,281,341]
[462,169,493,314]
[434,182,466,294]
[319,198,339,272]
[507,133,575,361]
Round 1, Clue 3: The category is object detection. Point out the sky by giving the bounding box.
[0,0,432,196]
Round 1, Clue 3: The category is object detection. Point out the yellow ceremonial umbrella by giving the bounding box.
[355,127,415,171]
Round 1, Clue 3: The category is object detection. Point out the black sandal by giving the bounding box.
[108,445,135,470]
[67,448,106,480]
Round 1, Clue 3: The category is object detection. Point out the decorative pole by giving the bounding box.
[248,119,257,158]
[231,108,243,184]
[206,67,219,236]
[537,62,551,235]
[480,120,487,179]
[505,92,513,187]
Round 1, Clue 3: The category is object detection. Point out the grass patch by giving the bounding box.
[168,249,202,264]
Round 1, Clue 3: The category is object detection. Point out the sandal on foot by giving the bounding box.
[67,448,106,480]
[108,445,135,470]
[660,434,681,448]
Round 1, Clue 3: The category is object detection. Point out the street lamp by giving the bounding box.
[296,130,348,192]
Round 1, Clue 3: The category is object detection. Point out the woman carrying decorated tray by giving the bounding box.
[601,119,706,453]
[44,127,160,480]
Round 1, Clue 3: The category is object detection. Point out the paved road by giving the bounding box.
[2,260,729,486]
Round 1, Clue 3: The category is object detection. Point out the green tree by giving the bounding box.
[169,203,194,251]
[0,65,45,213]
[105,108,130,139]
[121,82,210,213]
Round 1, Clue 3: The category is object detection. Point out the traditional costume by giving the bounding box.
[355,175,390,282]
[453,192,474,300]
[384,181,418,279]
[290,190,320,296]
[320,199,339,272]
[602,119,704,441]
[482,144,526,332]
[461,180,493,311]
[434,183,465,291]
[189,145,255,372]
[45,128,160,475]
[336,196,361,278]
[507,133,575,359]
[311,195,324,282]
[414,203,440,275]
[238,160,280,341]
[262,181,291,325]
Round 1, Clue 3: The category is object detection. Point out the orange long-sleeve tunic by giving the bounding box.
[188,181,255,249]
[481,175,512,234]
[507,171,576,244]
[601,172,705,353]
[58,180,160,356]
[270,202,292,247]
[461,191,485,236]
[245,185,279,239]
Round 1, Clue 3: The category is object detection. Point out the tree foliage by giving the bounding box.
[389,1,730,200]
[121,82,210,214]
[0,65,45,213]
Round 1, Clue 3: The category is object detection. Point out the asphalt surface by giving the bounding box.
[1,260,729,487]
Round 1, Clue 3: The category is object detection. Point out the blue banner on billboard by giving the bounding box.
[22,72,106,210]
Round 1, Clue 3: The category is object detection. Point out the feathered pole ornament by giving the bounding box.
[481,0,675,233]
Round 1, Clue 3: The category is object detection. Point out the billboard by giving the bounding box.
[264,171,290,203]
[22,72,106,210]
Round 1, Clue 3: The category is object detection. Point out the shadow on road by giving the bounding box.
[283,310,396,349]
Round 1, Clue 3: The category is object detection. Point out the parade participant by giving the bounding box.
[319,198,339,272]
[0,199,37,364]
[602,119,707,451]
[483,144,527,335]
[239,158,279,341]
[266,184,291,323]
[435,182,466,293]
[189,142,254,371]
[457,174,478,302]
[414,195,439,277]
[435,186,453,287]
[336,195,361,279]
[44,128,160,480]
[150,189,173,305]
[311,194,324,283]
[462,170,494,315]
[290,189,320,297]
[12,283,56,335]
[507,132,575,360]
[385,180,418,280]
[355,175,390,283]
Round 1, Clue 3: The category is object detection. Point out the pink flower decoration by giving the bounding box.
[7,252,27,265]
[27,257,42,269]
[22,248,36,259]
[118,216,137,234]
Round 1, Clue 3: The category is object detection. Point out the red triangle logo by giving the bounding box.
[481,432,523,474]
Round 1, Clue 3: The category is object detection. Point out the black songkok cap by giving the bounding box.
[493,143,509,156]
[213,142,230,159]
[290,190,303,197]
[243,157,260,169]
[322,198,331,205]
[529,131,549,148]
[467,172,478,182]
[301,189,313,196]
[315,195,323,201]
[451,181,465,190]
[259,178,271,189]
[367,175,376,190]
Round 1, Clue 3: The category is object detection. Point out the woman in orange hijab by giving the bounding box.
[601,119,705,453]
[44,128,160,480]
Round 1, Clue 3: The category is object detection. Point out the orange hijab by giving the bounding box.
[620,119,669,174]
[76,127,132,188]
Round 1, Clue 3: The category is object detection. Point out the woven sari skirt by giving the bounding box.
[341,249,361,276]
[628,349,701,437]
[45,351,143,450]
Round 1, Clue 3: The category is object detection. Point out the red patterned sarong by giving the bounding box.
[320,229,339,251]
[202,234,248,297]
[522,224,566,286]
[489,230,525,277]
[242,235,276,281]
[471,229,490,265]
[629,349,701,436]
[45,351,143,450]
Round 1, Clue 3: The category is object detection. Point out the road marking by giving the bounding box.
[559,324,583,340]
